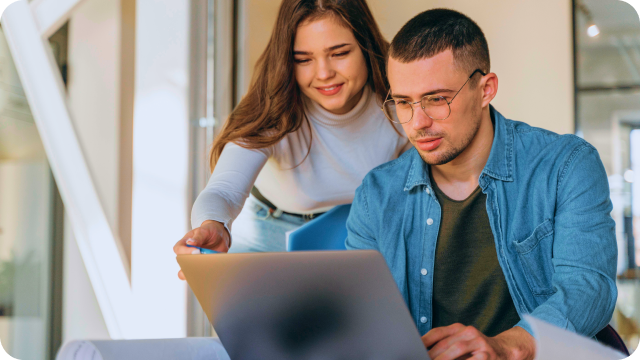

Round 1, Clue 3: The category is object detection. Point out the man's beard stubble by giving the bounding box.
[411,115,483,166]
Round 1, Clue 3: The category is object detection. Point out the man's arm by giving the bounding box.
[345,180,378,251]
[516,143,617,337]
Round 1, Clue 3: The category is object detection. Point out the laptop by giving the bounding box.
[177,250,429,360]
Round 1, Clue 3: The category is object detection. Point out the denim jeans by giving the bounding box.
[228,195,308,253]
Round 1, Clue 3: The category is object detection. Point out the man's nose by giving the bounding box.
[316,58,335,80]
[412,105,433,130]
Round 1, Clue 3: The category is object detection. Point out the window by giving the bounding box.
[574,0,640,350]
[0,24,65,360]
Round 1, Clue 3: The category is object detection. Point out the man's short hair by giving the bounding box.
[389,9,490,79]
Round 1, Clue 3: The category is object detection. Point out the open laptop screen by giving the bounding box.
[178,250,429,360]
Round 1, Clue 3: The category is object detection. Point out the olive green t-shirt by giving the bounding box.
[430,173,520,337]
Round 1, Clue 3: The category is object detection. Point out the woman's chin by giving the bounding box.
[316,98,353,115]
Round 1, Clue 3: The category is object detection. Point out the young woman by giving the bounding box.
[174,0,410,274]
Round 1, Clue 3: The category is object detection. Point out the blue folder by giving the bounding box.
[287,204,351,251]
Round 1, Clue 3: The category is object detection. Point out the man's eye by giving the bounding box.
[427,97,446,105]
[396,100,411,108]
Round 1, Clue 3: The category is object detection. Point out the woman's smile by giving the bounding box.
[315,83,344,96]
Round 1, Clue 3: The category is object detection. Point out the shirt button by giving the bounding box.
[426,218,434,225]
[421,268,428,276]
[426,188,431,195]
[420,316,428,324]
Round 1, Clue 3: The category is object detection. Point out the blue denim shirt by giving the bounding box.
[346,107,617,338]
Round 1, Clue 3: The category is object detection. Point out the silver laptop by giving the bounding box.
[177,250,429,360]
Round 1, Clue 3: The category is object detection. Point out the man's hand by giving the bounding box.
[422,324,535,360]
[173,220,230,280]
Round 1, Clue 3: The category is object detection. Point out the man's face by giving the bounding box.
[387,50,484,165]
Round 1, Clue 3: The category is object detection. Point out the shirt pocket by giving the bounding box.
[512,219,555,296]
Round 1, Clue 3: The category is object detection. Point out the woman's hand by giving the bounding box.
[173,220,231,280]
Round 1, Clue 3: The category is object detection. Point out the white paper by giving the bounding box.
[56,338,230,360]
[525,315,627,360]
[56,341,102,360]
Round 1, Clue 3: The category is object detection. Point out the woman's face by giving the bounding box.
[293,16,369,115]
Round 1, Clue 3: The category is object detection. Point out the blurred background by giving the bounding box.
[0,0,638,358]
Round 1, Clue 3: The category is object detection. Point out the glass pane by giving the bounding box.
[576,0,640,88]
[0,27,54,359]
[576,0,640,351]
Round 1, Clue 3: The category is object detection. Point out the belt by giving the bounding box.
[250,187,325,221]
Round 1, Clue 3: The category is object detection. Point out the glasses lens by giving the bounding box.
[383,100,412,124]
[421,96,451,120]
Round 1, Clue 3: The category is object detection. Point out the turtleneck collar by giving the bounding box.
[304,86,372,128]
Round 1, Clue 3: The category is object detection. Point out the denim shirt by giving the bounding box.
[345,107,617,338]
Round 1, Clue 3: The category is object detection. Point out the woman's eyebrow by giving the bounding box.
[325,43,350,52]
[293,43,351,56]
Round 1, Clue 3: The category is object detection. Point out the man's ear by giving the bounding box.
[481,73,498,108]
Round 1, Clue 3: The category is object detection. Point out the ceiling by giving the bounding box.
[577,0,640,48]
[583,0,640,32]
[576,0,640,86]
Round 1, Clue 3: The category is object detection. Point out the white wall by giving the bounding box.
[129,0,191,338]
[67,0,122,237]
[60,0,191,339]
[67,0,135,266]
[62,213,110,343]
[62,0,121,342]
[239,0,574,135]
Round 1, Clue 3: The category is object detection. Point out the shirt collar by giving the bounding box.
[403,149,432,192]
[481,106,514,183]
[403,105,514,192]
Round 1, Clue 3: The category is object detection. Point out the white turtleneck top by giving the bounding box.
[191,87,411,230]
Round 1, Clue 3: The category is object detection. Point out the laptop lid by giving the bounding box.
[177,250,429,360]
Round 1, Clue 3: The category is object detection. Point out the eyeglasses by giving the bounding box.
[382,69,487,124]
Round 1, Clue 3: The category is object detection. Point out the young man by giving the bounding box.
[346,9,617,360]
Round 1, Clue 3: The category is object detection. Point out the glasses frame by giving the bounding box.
[382,69,487,124]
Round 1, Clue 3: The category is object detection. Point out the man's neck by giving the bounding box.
[430,107,494,201]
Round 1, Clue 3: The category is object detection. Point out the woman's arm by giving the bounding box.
[175,143,270,278]
[191,142,270,231]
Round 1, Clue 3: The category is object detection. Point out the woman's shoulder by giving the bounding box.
[226,140,274,157]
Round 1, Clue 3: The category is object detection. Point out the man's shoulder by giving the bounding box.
[508,119,595,159]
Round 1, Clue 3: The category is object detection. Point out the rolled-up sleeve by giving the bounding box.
[517,144,617,338]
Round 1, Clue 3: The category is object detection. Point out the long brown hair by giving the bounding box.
[209,0,390,171]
